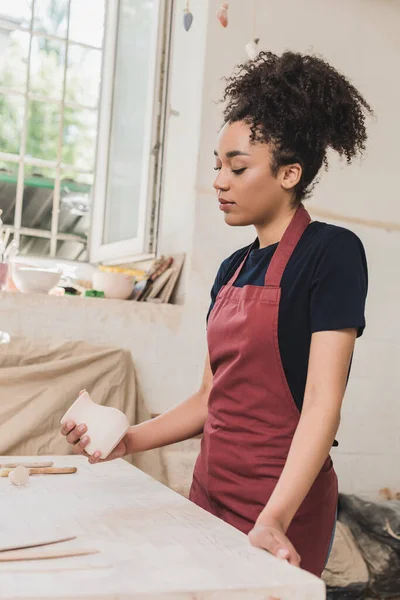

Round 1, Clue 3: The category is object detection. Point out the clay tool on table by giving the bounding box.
[0,548,99,562]
[0,536,77,554]
[0,461,54,469]
[0,466,77,477]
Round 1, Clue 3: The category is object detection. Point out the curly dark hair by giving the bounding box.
[222,51,373,203]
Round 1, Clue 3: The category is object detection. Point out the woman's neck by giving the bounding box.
[255,205,298,249]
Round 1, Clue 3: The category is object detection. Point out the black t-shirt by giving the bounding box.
[207,221,368,415]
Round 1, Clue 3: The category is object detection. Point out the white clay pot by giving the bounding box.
[60,391,130,459]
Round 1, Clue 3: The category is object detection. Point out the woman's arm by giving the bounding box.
[125,353,212,454]
[61,353,212,462]
[249,328,357,566]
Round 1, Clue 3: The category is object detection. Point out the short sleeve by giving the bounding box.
[310,230,368,337]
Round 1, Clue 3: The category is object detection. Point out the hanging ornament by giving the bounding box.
[183,1,193,31]
[217,3,229,28]
[245,0,260,60]
[245,38,260,60]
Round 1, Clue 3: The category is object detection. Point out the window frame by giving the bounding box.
[89,0,171,265]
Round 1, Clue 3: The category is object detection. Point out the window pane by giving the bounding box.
[0,93,25,154]
[0,161,19,226]
[18,234,50,257]
[66,45,101,108]
[69,0,105,48]
[62,107,97,171]
[59,174,91,261]
[26,100,60,161]
[60,174,91,218]
[61,170,93,186]
[56,239,87,262]
[0,0,32,28]
[21,168,57,230]
[0,30,30,92]
[29,35,66,100]
[103,0,158,245]
[24,164,57,179]
[33,0,69,38]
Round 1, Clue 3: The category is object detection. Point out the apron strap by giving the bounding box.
[225,204,311,289]
[265,203,311,288]
[225,240,257,287]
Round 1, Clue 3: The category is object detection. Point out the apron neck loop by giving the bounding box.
[264,203,311,288]
[226,204,311,289]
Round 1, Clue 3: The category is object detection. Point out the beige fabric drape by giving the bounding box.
[0,336,167,484]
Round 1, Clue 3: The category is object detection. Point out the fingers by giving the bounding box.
[88,451,102,464]
[65,423,87,445]
[88,440,126,465]
[60,420,76,437]
[71,435,91,455]
[248,525,301,568]
[280,543,300,567]
[275,540,301,567]
[256,529,283,557]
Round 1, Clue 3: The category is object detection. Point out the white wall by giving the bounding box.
[1,0,399,495]
[157,0,210,302]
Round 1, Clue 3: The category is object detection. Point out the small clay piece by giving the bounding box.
[379,487,394,500]
[245,38,260,60]
[217,3,229,27]
[379,487,400,501]
[8,465,29,486]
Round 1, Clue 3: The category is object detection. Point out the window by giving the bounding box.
[0,0,105,262]
[90,0,170,264]
[0,0,170,263]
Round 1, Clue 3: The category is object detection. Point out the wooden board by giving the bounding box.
[0,455,325,599]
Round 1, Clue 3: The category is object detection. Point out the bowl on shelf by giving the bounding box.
[11,264,62,294]
[92,270,135,300]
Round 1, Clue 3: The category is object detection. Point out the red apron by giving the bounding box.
[189,204,338,577]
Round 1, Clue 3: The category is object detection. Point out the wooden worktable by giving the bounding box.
[0,456,325,599]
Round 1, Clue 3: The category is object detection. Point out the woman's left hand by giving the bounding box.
[248,516,301,568]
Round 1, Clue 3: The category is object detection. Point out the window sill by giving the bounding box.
[0,289,183,319]
[0,291,184,351]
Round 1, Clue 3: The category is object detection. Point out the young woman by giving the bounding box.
[61,51,371,577]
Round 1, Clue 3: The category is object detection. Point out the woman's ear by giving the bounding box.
[279,163,302,191]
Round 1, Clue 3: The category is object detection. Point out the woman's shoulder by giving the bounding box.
[306,220,364,247]
[304,221,367,263]
[303,221,368,286]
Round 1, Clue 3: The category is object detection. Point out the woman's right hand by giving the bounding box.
[60,420,128,464]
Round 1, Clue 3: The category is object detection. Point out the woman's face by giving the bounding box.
[213,121,300,226]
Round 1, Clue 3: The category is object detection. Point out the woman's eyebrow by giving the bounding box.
[213,150,250,158]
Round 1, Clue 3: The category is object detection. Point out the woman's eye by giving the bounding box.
[213,166,246,175]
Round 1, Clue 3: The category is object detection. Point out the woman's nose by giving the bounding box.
[213,169,230,192]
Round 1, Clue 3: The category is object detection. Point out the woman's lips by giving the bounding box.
[218,198,235,212]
